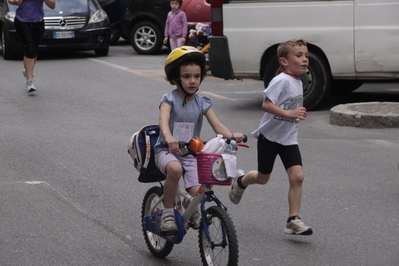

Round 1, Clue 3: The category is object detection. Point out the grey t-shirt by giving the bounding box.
[155,90,213,152]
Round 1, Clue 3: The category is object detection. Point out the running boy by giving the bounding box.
[155,46,244,233]
[163,0,187,51]
[228,39,313,235]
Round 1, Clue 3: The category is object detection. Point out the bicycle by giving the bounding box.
[141,136,248,265]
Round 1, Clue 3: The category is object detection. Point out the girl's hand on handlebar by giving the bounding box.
[231,132,246,143]
[165,136,179,153]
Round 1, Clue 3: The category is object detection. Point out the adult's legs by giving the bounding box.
[15,19,44,80]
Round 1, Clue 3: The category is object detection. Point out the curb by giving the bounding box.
[330,102,399,128]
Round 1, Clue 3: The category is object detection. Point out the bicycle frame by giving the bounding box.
[143,183,226,244]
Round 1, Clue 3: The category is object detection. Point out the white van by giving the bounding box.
[208,0,399,109]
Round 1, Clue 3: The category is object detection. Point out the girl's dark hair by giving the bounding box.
[166,59,206,85]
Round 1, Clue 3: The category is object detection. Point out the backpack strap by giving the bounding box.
[143,131,151,170]
[142,127,158,170]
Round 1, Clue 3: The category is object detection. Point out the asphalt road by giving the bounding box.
[1,42,398,266]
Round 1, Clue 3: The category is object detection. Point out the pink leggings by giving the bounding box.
[169,37,183,51]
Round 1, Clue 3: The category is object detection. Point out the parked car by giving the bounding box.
[98,0,127,44]
[0,0,111,60]
[121,0,210,55]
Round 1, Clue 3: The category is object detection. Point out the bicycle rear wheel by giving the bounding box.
[141,186,174,258]
[198,206,239,266]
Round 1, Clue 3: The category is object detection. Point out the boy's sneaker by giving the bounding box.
[228,169,246,204]
[160,212,178,233]
[284,217,313,235]
[25,79,36,93]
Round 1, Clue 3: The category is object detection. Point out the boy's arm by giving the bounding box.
[205,108,244,142]
[263,98,307,120]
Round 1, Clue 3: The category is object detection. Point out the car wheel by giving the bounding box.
[263,51,331,110]
[1,27,17,60]
[129,21,163,55]
[95,47,109,56]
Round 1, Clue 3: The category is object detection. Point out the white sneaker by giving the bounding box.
[25,79,36,93]
[160,212,178,232]
[228,169,246,204]
[284,217,313,235]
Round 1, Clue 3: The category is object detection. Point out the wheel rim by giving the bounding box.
[273,67,314,98]
[300,67,314,98]
[144,193,167,251]
[201,214,229,265]
[134,26,157,51]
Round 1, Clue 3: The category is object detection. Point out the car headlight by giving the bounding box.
[5,12,16,22]
[89,9,108,24]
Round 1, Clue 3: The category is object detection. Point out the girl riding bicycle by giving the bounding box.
[154,46,244,233]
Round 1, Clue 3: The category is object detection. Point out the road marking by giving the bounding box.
[366,139,399,149]
[89,58,261,100]
[199,91,237,101]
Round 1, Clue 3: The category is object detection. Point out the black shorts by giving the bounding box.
[257,134,302,174]
[14,17,44,58]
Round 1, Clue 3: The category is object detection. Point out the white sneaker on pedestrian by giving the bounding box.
[228,169,246,204]
[284,217,313,235]
[25,79,36,93]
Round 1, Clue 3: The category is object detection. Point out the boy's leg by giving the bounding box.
[228,134,276,204]
[281,146,312,235]
[286,165,304,217]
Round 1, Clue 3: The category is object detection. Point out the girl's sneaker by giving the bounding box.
[284,217,313,235]
[25,79,36,93]
[160,212,178,233]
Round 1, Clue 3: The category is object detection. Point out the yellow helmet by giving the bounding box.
[165,46,206,82]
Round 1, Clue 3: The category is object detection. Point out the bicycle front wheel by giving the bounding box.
[141,186,174,258]
[198,206,239,266]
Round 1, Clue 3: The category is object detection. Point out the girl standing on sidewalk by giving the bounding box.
[163,0,187,51]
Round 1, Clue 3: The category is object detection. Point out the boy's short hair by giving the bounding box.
[277,39,307,59]
[171,0,183,6]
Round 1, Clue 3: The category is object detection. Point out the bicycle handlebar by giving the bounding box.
[161,135,248,156]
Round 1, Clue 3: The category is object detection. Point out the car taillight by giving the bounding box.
[211,0,223,36]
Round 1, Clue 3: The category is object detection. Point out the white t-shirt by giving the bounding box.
[251,73,303,146]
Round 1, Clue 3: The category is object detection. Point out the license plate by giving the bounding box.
[53,31,75,39]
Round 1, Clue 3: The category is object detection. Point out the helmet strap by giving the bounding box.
[176,78,198,106]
